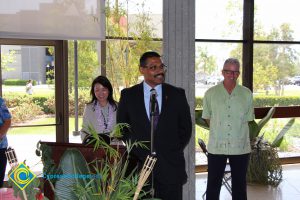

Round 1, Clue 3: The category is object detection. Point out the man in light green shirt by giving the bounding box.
[202,58,254,200]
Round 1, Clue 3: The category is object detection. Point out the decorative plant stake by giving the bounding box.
[5,147,28,200]
[133,155,157,200]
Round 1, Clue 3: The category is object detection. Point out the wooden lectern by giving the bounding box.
[40,142,126,200]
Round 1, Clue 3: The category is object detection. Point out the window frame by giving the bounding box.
[195,0,300,172]
[0,38,69,142]
[196,0,300,118]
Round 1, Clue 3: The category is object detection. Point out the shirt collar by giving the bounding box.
[143,82,162,97]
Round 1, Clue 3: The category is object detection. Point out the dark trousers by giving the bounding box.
[206,153,250,200]
[154,180,182,200]
[141,179,182,200]
[0,148,7,188]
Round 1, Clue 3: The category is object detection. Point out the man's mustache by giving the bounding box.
[154,73,165,78]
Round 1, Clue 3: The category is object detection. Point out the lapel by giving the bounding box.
[136,83,151,126]
[160,83,169,119]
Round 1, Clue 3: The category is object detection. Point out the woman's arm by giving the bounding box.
[0,119,11,139]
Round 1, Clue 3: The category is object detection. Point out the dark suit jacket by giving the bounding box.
[117,82,192,184]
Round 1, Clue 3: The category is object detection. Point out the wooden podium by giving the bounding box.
[40,142,126,200]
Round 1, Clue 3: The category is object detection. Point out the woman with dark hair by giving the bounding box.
[80,76,118,144]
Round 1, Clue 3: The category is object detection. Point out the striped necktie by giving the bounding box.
[150,88,159,129]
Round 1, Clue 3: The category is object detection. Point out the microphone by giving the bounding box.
[150,89,157,114]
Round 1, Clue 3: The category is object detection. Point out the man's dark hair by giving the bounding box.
[139,51,161,67]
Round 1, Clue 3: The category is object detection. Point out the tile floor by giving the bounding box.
[196,164,300,200]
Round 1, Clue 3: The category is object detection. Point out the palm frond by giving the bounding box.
[271,118,295,147]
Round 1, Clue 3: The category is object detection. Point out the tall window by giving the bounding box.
[105,0,163,98]
[0,40,67,176]
[195,0,244,165]
[67,0,163,143]
[252,0,300,159]
[67,40,101,143]
[195,0,300,165]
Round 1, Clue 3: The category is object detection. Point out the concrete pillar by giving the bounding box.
[163,0,195,199]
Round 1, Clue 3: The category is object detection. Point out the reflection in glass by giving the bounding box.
[1,45,56,126]
[106,0,162,38]
[253,44,300,106]
[195,42,242,98]
[196,0,243,40]
[1,44,56,178]
[0,0,102,40]
[254,0,300,41]
[106,39,162,97]
[105,0,163,98]
[258,118,300,157]
[67,40,100,143]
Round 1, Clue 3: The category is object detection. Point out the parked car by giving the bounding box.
[288,75,300,85]
[205,76,223,85]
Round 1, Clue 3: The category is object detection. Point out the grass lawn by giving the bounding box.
[253,85,300,96]
[10,117,83,135]
[3,85,55,97]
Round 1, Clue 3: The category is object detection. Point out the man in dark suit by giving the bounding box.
[117,51,192,200]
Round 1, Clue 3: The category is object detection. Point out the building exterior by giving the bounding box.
[2,45,53,84]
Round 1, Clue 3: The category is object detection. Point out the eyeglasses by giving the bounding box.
[144,64,167,72]
[223,69,240,75]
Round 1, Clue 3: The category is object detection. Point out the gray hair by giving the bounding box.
[223,58,240,69]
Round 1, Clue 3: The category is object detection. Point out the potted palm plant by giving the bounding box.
[36,123,160,200]
[247,107,295,186]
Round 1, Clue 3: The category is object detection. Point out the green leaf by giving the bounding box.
[256,107,276,137]
[248,120,259,141]
[271,118,295,147]
[55,148,90,200]
[195,109,209,130]
[110,123,130,138]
